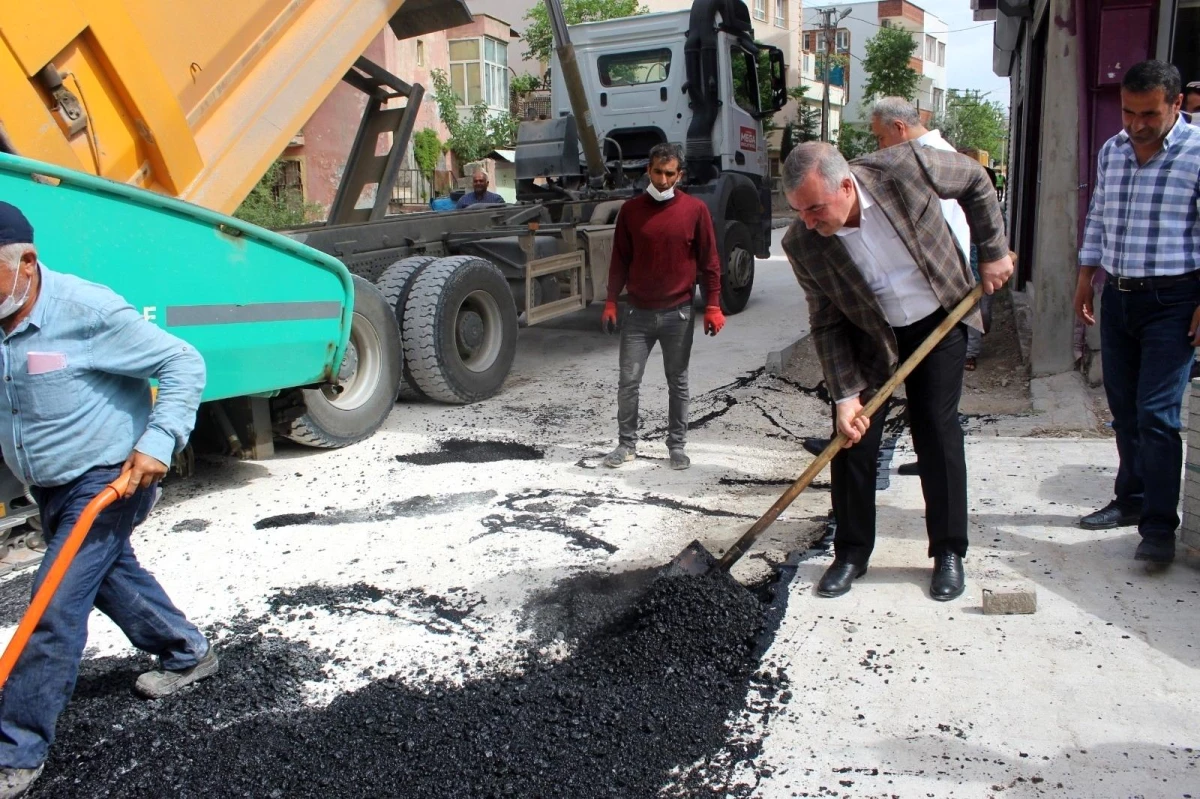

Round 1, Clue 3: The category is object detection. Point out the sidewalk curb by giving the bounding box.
[766,335,806,375]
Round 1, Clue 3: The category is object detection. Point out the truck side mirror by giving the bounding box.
[765,46,787,113]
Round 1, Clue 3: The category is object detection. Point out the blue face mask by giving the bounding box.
[0,262,31,320]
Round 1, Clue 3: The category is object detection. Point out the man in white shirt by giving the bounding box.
[870,97,990,370]
[782,142,1012,601]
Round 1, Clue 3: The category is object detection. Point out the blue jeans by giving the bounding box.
[1100,278,1200,540]
[0,465,207,768]
[617,303,695,451]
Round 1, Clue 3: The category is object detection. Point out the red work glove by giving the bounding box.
[704,306,725,336]
[602,301,618,334]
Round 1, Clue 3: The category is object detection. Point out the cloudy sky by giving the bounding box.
[906,0,1010,106]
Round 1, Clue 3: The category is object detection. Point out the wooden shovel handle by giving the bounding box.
[717,285,984,571]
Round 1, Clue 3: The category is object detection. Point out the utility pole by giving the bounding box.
[813,7,851,143]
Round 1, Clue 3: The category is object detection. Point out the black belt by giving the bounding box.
[1109,271,1200,292]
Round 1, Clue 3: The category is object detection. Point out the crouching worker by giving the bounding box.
[0,203,215,798]
[601,143,725,471]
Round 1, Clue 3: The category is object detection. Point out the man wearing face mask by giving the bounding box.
[0,203,215,798]
[601,143,723,471]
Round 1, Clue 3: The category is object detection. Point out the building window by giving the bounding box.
[925,34,936,62]
[802,52,813,75]
[449,37,508,109]
[816,34,827,52]
[753,0,766,21]
[937,41,945,67]
[272,158,304,203]
[417,40,425,67]
[932,87,944,115]
[836,29,850,52]
[774,0,786,26]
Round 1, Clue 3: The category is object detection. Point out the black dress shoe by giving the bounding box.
[896,461,920,475]
[930,552,965,601]
[1079,501,1140,530]
[816,559,867,598]
[1135,536,1175,564]
[803,437,831,457]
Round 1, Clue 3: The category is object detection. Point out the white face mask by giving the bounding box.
[0,264,31,320]
[646,181,676,202]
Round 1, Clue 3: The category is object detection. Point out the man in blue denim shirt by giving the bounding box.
[0,203,215,798]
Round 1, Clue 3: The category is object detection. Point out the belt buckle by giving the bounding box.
[1115,276,1131,292]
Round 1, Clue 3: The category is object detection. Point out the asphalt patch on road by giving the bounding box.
[32,566,798,798]
[254,490,497,530]
[395,438,544,466]
[267,582,487,638]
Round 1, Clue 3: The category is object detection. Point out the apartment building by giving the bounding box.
[282,11,520,211]
[803,0,949,126]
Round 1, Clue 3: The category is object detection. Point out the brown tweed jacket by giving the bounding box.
[782,142,1008,402]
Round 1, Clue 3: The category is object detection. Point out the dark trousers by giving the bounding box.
[0,466,207,768]
[830,309,969,565]
[617,303,695,450]
[1100,278,1200,540]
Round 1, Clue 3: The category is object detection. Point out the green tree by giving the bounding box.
[233,161,321,229]
[430,69,519,164]
[787,85,821,143]
[835,124,875,161]
[937,90,1008,164]
[523,0,647,64]
[412,128,442,182]
[510,73,541,96]
[860,26,920,107]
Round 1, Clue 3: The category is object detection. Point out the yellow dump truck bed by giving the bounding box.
[0,0,465,214]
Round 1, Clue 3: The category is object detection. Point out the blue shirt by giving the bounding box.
[456,191,505,209]
[0,266,206,487]
[1079,115,1200,277]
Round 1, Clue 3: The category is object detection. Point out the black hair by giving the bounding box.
[1122,60,1182,101]
[647,143,686,171]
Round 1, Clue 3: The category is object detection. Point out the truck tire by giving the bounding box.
[403,255,518,403]
[721,220,755,314]
[376,255,438,401]
[281,275,402,447]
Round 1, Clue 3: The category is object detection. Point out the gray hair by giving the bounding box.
[0,242,32,269]
[870,96,922,128]
[781,142,851,194]
[648,142,686,171]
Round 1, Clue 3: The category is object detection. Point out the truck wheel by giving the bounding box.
[281,275,402,447]
[404,255,518,403]
[377,255,438,401]
[721,220,755,314]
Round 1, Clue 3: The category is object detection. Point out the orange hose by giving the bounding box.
[0,471,133,689]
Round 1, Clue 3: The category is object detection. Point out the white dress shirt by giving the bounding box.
[916,129,972,261]
[836,175,942,330]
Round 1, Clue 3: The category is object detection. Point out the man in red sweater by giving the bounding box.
[602,143,725,470]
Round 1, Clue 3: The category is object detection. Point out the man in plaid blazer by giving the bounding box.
[781,141,1012,601]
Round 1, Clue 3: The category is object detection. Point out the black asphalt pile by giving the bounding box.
[0,572,33,626]
[31,570,791,799]
[395,438,543,465]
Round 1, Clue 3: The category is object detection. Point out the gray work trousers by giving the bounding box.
[617,302,695,451]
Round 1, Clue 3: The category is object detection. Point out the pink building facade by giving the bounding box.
[280,13,519,214]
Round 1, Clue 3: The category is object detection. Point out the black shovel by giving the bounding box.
[665,284,985,578]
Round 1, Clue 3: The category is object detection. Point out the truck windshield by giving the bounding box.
[597,48,672,87]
